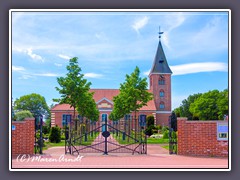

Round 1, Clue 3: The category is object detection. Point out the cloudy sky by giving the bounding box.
[11,10,229,109]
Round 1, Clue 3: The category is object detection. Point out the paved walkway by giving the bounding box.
[12,144,228,169]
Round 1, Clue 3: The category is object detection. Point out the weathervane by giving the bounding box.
[158,26,163,39]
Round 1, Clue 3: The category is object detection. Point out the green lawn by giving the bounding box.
[42,140,66,150]
[161,145,169,150]
[112,132,169,145]
[147,137,169,144]
[42,132,99,151]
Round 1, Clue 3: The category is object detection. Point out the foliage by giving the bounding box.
[146,115,154,127]
[14,110,33,121]
[161,126,169,133]
[162,130,169,139]
[49,126,61,143]
[189,89,228,120]
[54,57,99,125]
[110,66,153,120]
[174,89,228,120]
[174,93,202,120]
[45,118,51,128]
[14,93,50,118]
[42,125,50,134]
[144,125,154,136]
[76,91,99,121]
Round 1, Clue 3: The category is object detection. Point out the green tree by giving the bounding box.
[189,90,223,120]
[111,66,153,132]
[173,93,202,120]
[54,57,92,123]
[217,89,229,119]
[49,126,61,143]
[15,110,33,121]
[14,93,49,118]
[45,118,51,128]
[146,115,154,127]
[76,91,99,122]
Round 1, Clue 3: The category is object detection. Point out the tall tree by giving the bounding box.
[14,93,49,118]
[76,91,99,121]
[54,57,92,122]
[173,93,202,120]
[189,89,228,120]
[111,66,153,122]
[217,89,229,120]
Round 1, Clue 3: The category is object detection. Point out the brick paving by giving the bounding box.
[11,144,228,169]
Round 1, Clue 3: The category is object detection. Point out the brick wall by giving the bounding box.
[12,118,35,155]
[177,118,228,157]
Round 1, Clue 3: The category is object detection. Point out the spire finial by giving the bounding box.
[158,26,163,40]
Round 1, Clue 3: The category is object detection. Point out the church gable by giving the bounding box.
[96,98,113,109]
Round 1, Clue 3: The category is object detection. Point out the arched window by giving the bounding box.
[158,76,165,85]
[159,90,164,97]
[160,102,165,109]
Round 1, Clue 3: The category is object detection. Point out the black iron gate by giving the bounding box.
[65,115,147,155]
[168,112,177,154]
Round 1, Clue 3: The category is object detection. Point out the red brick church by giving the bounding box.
[51,37,172,128]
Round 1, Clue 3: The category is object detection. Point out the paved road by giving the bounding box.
[11,145,228,169]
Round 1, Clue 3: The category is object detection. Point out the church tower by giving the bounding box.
[149,30,172,126]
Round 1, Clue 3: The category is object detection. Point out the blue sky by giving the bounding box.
[11,10,229,109]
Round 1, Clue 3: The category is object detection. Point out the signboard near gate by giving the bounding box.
[217,122,228,141]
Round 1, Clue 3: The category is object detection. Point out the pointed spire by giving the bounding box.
[149,28,172,75]
[158,26,163,40]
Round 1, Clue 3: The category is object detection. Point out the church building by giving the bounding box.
[51,33,172,128]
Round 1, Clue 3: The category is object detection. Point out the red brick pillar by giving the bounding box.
[12,118,35,155]
[177,117,187,155]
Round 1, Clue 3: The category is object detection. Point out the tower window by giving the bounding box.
[160,102,165,109]
[160,90,164,97]
[158,76,165,85]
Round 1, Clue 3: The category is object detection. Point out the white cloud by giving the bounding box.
[171,62,228,76]
[144,62,227,76]
[84,73,103,78]
[12,66,25,72]
[58,54,71,60]
[162,12,186,49]
[143,70,150,76]
[54,63,62,67]
[34,73,60,77]
[18,74,33,80]
[26,48,44,62]
[132,16,149,33]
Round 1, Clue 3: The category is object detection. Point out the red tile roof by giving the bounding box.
[90,89,119,102]
[51,89,156,111]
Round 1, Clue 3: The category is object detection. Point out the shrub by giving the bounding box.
[146,115,154,127]
[42,125,50,134]
[61,135,66,140]
[163,130,169,139]
[49,126,61,143]
[192,115,199,120]
[144,125,154,136]
[161,126,169,133]
[15,110,33,121]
